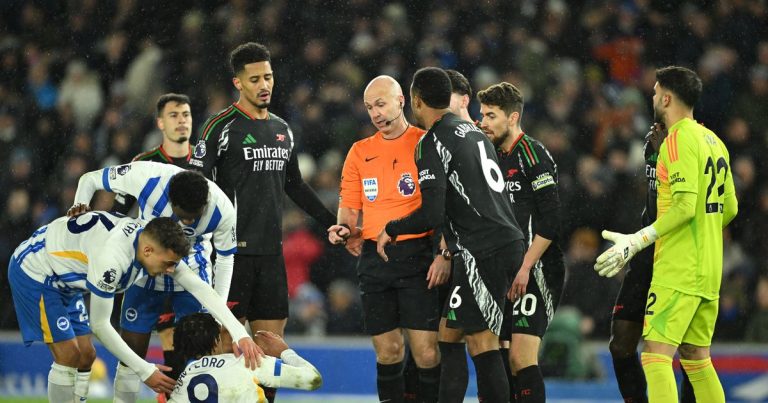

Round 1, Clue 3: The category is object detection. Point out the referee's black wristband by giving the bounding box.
[337,224,351,239]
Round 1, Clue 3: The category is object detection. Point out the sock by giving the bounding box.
[641,353,676,403]
[516,365,545,403]
[74,369,91,402]
[612,353,647,403]
[48,362,77,402]
[679,368,695,403]
[500,348,516,403]
[263,386,277,403]
[472,350,509,403]
[113,363,141,403]
[438,342,469,403]
[377,361,404,403]
[417,364,440,403]
[403,352,419,401]
[163,350,185,381]
[680,358,724,403]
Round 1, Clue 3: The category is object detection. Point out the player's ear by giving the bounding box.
[462,94,470,109]
[232,76,242,92]
[156,117,164,131]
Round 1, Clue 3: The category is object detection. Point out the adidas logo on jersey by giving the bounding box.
[515,317,529,328]
[242,134,257,145]
[447,310,457,321]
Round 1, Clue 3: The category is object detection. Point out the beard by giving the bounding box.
[490,127,511,147]
[653,104,665,125]
[174,136,189,144]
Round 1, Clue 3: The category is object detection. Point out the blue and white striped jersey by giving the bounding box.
[74,161,237,292]
[13,212,146,298]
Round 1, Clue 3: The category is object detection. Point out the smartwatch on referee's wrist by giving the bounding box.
[438,248,452,261]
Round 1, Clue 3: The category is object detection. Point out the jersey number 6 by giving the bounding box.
[478,141,505,193]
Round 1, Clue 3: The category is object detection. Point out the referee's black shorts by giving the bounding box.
[358,238,440,336]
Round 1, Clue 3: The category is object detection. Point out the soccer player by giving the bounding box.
[595,66,738,403]
[112,93,197,389]
[68,161,237,402]
[377,67,525,403]
[170,313,321,402]
[478,82,565,403]
[190,41,335,402]
[7,214,260,402]
[327,75,446,403]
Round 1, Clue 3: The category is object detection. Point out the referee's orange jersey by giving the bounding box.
[339,126,431,241]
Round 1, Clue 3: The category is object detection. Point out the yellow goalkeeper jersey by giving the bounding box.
[654,118,736,300]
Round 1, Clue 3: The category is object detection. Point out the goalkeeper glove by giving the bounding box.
[594,226,658,277]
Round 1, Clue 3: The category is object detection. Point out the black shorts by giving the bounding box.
[444,241,524,336]
[155,296,175,332]
[228,254,288,321]
[358,238,440,335]
[612,244,654,323]
[501,253,565,339]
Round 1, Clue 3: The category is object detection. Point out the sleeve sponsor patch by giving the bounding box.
[418,169,436,184]
[531,172,555,191]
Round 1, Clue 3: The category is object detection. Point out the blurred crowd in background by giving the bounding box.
[1,0,768,357]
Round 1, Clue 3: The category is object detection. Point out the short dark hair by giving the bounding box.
[156,93,190,117]
[477,82,525,117]
[230,42,271,75]
[411,67,452,109]
[174,313,220,361]
[446,69,472,98]
[143,217,190,258]
[656,66,702,108]
[169,171,209,214]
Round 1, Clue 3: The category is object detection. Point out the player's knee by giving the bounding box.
[609,336,637,358]
[413,345,440,368]
[374,340,405,364]
[678,344,709,360]
[77,345,97,369]
[510,350,536,371]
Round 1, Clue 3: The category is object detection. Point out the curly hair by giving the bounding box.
[142,217,190,258]
[174,313,221,361]
[168,171,209,214]
[230,42,271,75]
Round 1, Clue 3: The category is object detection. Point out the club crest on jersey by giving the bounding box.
[56,316,70,331]
[182,226,196,237]
[363,178,378,202]
[398,173,416,197]
[194,140,207,158]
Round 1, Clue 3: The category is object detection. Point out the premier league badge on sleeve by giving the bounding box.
[397,173,416,197]
[194,140,207,158]
[363,178,378,202]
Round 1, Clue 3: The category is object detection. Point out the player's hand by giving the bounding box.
[345,230,364,257]
[648,122,667,152]
[233,336,264,370]
[426,255,451,289]
[376,229,396,262]
[253,330,289,357]
[66,203,91,217]
[144,365,176,394]
[508,266,530,300]
[327,224,350,245]
[594,228,656,277]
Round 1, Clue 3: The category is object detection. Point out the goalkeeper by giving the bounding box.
[594,66,737,403]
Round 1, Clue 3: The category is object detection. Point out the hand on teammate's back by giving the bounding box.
[145,365,176,394]
[233,336,264,370]
[66,203,91,217]
[253,330,289,357]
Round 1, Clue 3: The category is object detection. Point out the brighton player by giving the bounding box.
[7,214,260,402]
[68,161,237,402]
[595,66,738,402]
[170,313,321,402]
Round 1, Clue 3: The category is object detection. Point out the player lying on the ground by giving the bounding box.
[170,313,321,402]
[7,214,261,402]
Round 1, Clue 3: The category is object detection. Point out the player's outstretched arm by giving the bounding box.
[88,294,176,393]
[72,169,103,209]
[172,264,264,368]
